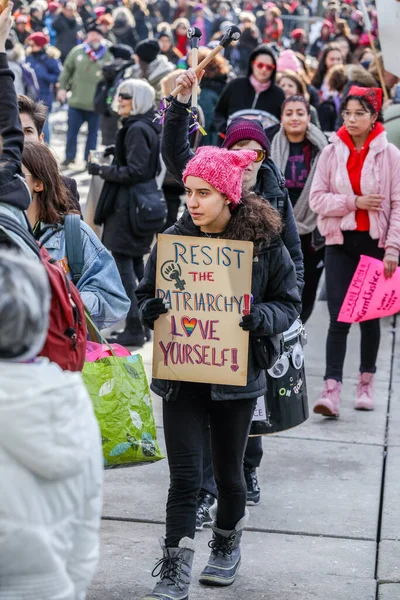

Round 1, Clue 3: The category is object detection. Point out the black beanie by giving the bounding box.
[110,44,133,61]
[135,38,160,64]
[86,19,103,36]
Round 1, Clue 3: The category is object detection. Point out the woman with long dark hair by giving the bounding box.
[137,146,301,600]
[21,141,130,330]
[310,87,400,416]
[311,42,343,93]
[269,95,327,323]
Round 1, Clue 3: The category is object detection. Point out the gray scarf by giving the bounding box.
[271,123,328,235]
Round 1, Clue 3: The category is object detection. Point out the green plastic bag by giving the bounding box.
[82,353,164,467]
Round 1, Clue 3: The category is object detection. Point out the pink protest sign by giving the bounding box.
[338,255,400,323]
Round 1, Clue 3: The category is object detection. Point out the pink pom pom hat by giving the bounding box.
[182,146,257,209]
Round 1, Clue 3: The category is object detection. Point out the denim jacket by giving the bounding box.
[40,220,130,330]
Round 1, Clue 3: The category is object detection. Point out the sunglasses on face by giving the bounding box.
[119,93,133,100]
[253,61,275,72]
[230,148,266,163]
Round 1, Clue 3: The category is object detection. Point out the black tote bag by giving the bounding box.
[128,179,167,236]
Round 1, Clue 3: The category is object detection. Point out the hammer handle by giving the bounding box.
[191,48,199,108]
[168,43,223,100]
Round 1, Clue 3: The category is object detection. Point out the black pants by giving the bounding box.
[163,382,255,547]
[113,253,144,328]
[201,429,263,498]
[325,231,384,382]
[301,233,325,324]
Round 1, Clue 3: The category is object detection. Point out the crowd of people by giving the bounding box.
[1,0,400,599]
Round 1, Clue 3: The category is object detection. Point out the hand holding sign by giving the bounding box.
[338,255,400,323]
[142,298,169,326]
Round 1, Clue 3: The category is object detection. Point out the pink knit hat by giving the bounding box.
[182,146,257,208]
[276,49,301,73]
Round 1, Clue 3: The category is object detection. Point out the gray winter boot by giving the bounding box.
[199,506,249,587]
[143,537,195,600]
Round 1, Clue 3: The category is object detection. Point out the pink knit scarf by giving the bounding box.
[249,75,272,95]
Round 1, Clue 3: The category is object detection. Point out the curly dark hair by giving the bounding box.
[223,192,282,253]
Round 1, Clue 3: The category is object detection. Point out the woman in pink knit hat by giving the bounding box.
[137,146,301,600]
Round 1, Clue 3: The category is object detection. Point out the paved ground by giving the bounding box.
[52,112,400,599]
[85,303,399,600]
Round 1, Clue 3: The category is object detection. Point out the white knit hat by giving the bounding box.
[0,251,50,361]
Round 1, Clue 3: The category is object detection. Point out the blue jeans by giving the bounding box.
[66,107,100,162]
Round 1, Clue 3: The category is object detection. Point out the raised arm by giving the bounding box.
[161,68,203,182]
[0,2,31,210]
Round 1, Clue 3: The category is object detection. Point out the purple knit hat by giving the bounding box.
[182,146,257,208]
[222,118,270,155]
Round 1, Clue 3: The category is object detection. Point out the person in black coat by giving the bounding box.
[93,44,135,146]
[136,146,301,600]
[53,5,82,63]
[214,44,285,142]
[162,71,304,291]
[88,78,161,348]
[160,69,304,520]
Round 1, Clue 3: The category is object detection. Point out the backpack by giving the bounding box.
[40,213,84,285]
[21,63,40,101]
[0,214,86,372]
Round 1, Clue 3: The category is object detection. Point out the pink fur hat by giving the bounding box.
[182,146,257,208]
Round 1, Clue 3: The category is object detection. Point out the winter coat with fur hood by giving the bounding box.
[137,210,301,403]
[309,128,400,257]
[0,359,103,600]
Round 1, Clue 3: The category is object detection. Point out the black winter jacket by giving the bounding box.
[53,14,82,62]
[137,210,301,402]
[101,110,161,257]
[0,52,31,211]
[161,99,304,291]
[214,78,285,138]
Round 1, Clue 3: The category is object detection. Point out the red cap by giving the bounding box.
[348,85,383,113]
[26,32,50,47]
[48,2,60,12]
[291,28,306,40]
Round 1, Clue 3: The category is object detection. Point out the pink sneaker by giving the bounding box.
[313,379,342,418]
[355,373,374,411]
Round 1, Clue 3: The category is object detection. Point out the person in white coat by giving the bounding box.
[0,249,103,600]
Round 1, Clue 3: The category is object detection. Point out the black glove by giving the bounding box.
[142,298,168,326]
[88,162,101,176]
[104,145,115,157]
[239,305,262,332]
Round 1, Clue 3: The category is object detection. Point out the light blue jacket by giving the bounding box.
[40,220,130,330]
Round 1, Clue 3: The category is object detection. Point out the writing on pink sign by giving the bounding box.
[338,255,400,323]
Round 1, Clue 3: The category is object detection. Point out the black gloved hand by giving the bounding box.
[88,162,101,176]
[104,145,115,158]
[142,297,169,326]
[239,305,262,332]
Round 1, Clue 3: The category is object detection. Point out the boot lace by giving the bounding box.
[197,503,210,520]
[151,553,185,590]
[208,533,236,557]
[244,469,259,493]
[358,380,372,399]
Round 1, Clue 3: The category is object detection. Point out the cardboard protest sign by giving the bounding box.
[153,234,254,386]
[338,255,400,323]
[376,0,400,78]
